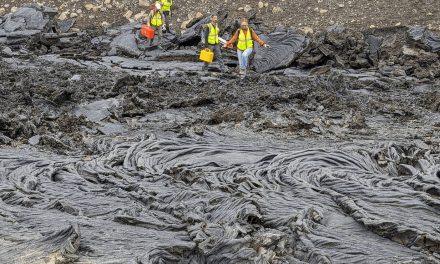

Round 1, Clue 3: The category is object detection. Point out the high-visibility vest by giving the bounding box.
[151,11,163,26]
[237,29,253,51]
[207,23,219,45]
[161,0,172,12]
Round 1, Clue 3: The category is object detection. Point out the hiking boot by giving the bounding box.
[239,69,246,75]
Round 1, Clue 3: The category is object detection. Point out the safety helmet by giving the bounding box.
[155,2,161,10]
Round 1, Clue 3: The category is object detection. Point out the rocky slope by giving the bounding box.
[0,5,439,153]
[1,0,440,33]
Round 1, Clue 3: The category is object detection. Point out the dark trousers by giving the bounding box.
[204,44,224,68]
[163,11,171,32]
[148,25,163,45]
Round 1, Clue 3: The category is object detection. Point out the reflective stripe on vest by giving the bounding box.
[151,11,163,26]
[161,0,172,11]
[237,29,253,51]
[207,23,219,45]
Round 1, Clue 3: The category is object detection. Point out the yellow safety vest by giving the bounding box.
[237,29,253,51]
[151,11,163,26]
[207,23,219,45]
[161,0,172,12]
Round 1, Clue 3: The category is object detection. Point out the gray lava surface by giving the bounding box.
[1,5,440,264]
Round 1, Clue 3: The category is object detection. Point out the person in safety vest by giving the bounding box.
[201,15,227,73]
[146,2,165,45]
[224,18,270,75]
[160,0,173,33]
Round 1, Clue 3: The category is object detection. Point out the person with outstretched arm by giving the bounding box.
[224,18,270,75]
[201,15,227,73]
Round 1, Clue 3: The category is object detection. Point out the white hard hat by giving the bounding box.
[155,3,161,10]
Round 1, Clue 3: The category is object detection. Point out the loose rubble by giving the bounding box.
[1,5,440,76]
